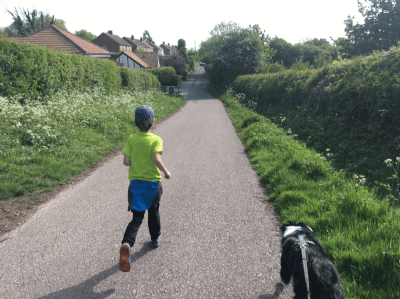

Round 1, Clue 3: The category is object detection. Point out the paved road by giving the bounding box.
[0,66,295,299]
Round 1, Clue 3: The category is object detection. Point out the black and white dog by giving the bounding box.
[280,221,344,299]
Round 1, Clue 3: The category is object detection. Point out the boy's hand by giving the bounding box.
[164,171,171,179]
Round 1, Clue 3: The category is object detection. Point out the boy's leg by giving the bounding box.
[122,210,145,247]
[148,201,160,240]
[148,181,162,240]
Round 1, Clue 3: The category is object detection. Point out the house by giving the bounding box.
[115,51,149,69]
[147,41,164,56]
[135,52,159,68]
[123,35,153,52]
[160,42,178,56]
[91,30,133,53]
[5,24,111,60]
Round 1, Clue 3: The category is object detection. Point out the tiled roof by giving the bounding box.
[105,33,132,47]
[142,41,153,49]
[5,24,111,56]
[123,37,152,49]
[160,43,177,52]
[147,41,162,51]
[136,52,159,68]
[118,51,149,68]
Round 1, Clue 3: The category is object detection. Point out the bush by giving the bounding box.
[290,57,311,70]
[159,53,188,81]
[268,61,287,73]
[144,66,179,86]
[119,68,160,91]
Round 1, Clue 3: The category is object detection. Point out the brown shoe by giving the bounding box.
[119,244,131,272]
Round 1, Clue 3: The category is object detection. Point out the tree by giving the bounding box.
[4,6,67,36]
[344,0,400,56]
[290,57,311,70]
[160,53,188,80]
[268,61,287,73]
[303,38,331,47]
[143,30,153,43]
[0,23,19,36]
[198,21,242,64]
[75,29,97,42]
[177,39,187,55]
[177,39,188,63]
[208,24,276,86]
[269,36,300,68]
[313,51,332,68]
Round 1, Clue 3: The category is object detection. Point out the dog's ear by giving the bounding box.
[298,222,313,232]
[280,221,294,231]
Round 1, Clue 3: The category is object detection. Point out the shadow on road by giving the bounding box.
[257,282,286,299]
[38,242,155,299]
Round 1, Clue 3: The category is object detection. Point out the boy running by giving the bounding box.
[119,105,171,272]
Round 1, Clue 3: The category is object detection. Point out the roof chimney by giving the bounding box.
[131,35,134,40]
[163,41,165,44]
[108,30,113,35]
[168,43,170,46]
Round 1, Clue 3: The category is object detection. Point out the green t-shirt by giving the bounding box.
[122,132,163,182]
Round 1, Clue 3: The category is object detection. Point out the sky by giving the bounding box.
[0,0,366,50]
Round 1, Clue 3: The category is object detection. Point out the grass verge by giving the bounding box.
[212,85,400,299]
[0,86,186,200]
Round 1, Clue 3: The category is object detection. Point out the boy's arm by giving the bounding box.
[123,155,130,166]
[153,152,168,174]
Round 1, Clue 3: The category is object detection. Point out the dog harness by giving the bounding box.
[295,234,315,299]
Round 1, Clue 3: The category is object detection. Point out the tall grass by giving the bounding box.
[0,86,186,200]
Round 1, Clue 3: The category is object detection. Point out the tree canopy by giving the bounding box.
[143,30,153,43]
[343,0,400,56]
[75,29,97,42]
[199,22,276,86]
[2,6,67,36]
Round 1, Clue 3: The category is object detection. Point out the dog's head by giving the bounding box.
[280,221,313,236]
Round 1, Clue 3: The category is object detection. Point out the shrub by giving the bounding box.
[268,61,287,73]
[159,53,188,81]
[144,66,179,86]
[119,67,160,91]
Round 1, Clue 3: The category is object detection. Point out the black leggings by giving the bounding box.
[121,181,162,248]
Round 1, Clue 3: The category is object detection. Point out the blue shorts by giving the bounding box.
[128,180,162,212]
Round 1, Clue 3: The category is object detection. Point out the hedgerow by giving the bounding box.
[0,36,160,104]
[231,46,400,204]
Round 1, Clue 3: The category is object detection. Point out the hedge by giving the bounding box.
[0,36,160,104]
[231,46,400,192]
[144,66,179,86]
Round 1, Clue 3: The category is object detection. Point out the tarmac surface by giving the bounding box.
[0,66,295,298]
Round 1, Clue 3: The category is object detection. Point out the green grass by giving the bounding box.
[0,86,186,199]
[212,85,400,299]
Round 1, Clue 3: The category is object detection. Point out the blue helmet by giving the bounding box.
[135,105,154,121]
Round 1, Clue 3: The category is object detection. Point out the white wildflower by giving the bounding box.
[384,159,392,165]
